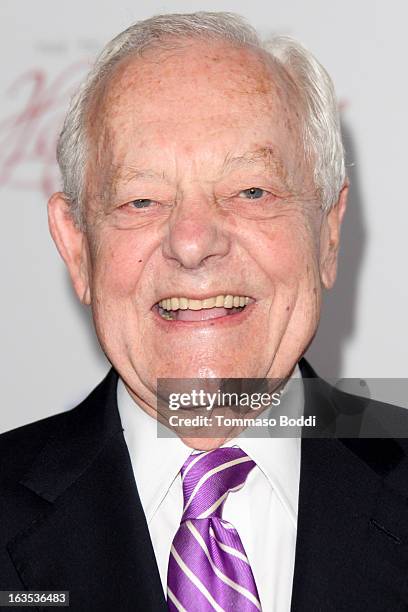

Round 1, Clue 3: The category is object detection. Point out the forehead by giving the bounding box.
[87,39,302,180]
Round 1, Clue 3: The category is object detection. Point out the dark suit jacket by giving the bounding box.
[1,360,408,611]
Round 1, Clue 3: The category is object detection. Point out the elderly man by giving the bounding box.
[1,11,408,612]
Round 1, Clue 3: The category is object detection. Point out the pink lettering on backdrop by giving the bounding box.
[0,61,88,197]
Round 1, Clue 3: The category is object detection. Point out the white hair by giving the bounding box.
[56,12,346,227]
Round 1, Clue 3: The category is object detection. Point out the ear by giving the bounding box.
[48,192,92,305]
[319,182,349,289]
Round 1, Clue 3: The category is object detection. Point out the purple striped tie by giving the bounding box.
[167,447,262,611]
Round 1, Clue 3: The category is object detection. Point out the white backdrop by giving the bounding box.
[1,0,407,433]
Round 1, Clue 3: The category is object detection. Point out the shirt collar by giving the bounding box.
[117,380,191,523]
[222,365,302,526]
[117,365,302,526]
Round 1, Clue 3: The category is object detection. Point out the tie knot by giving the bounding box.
[180,447,255,521]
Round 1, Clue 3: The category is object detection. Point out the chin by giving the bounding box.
[163,359,264,380]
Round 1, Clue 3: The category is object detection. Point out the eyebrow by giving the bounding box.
[106,145,290,200]
[103,165,169,204]
[114,166,168,184]
[221,146,288,181]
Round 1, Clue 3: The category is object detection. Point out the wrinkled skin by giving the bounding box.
[49,39,347,448]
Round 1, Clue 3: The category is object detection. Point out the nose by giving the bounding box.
[162,193,231,270]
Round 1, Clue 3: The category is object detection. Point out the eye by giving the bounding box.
[238,187,267,200]
[129,198,154,209]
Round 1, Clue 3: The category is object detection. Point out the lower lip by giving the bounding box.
[151,302,256,329]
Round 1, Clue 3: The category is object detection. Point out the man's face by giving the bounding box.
[49,39,346,415]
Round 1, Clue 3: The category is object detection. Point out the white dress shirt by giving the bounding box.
[117,367,302,611]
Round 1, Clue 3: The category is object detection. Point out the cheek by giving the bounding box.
[249,216,320,289]
[89,231,151,299]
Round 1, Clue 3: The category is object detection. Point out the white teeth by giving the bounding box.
[189,299,202,311]
[224,295,233,308]
[203,297,216,309]
[158,294,251,311]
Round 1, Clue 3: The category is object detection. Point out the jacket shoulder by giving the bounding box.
[0,368,118,482]
[0,411,70,482]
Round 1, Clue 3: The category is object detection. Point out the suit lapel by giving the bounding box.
[7,369,167,612]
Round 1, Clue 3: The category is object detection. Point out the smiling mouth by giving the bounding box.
[154,294,253,322]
